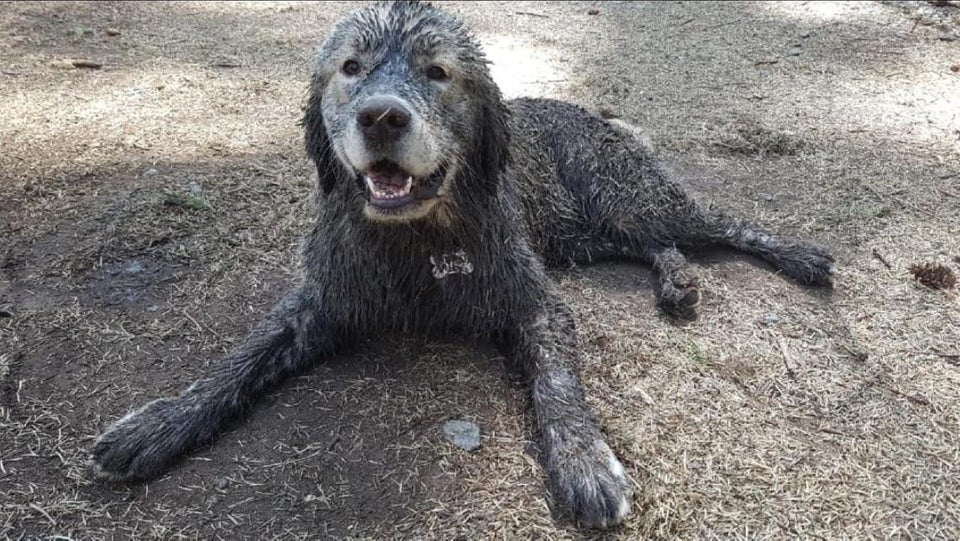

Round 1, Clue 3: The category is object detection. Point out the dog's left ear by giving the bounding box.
[302,81,339,195]
[469,85,511,196]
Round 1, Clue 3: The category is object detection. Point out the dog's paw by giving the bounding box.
[775,242,836,287]
[657,271,700,321]
[547,437,634,529]
[90,397,197,482]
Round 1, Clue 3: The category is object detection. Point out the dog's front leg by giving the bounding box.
[90,288,338,482]
[500,296,633,529]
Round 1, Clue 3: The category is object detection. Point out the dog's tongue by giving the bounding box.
[364,167,414,200]
[367,169,409,188]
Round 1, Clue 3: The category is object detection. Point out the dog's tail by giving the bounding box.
[702,214,836,286]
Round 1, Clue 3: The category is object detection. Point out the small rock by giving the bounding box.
[799,31,813,39]
[106,28,121,36]
[762,314,781,325]
[442,420,481,452]
[124,261,145,274]
[144,168,158,176]
[761,193,775,202]
[147,305,159,312]
[188,180,203,195]
[587,8,600,15]
[214,477,229,490]
[787,47,802,57]
[0,304,13,318]
[950,64,960,73]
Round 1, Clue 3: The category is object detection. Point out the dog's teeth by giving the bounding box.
[364,173,413,201]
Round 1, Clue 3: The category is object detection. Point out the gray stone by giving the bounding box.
[124,261,145,274]
[144,168,158,176]
[188,180,203,195]
[762,314,780,325]
[442,420,481,452]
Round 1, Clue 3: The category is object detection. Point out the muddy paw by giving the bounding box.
[775,242,836,287]
[547,437,634,529]
[657,273,701,321]
[90,397,199,482]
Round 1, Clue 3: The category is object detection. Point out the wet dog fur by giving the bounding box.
[90,1,835,529]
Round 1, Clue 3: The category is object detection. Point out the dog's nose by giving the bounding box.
[356,96,412,145]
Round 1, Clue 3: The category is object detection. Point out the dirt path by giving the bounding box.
[2,1,959,538]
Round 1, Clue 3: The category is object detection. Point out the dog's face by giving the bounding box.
[305,1,510,224]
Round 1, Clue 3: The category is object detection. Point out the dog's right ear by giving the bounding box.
[302,80,339,195]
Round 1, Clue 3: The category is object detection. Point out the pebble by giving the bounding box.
[144,168,158,176]
[442,420,481,452]
[188,180,203,195]
[214,477,229,490]
[124,261,145,274]
[762,314,781,325]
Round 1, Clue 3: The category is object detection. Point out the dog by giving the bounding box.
[91,1,835,529]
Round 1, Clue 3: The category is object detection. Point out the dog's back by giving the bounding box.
[505,98,706,266]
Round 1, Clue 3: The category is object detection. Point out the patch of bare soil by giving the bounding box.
[2,1,959,539]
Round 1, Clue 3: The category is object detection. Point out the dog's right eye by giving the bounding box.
[425,65,449,81]
[341,60,361,76]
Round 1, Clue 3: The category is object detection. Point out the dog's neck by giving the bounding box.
[318,167,512,253]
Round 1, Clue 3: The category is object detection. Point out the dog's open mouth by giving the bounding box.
[359,160,446,211]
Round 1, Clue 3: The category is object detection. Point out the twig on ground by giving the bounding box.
[872,248,893,269]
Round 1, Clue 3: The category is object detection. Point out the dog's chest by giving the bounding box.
[427,248,475,280]
[332,244,497,332]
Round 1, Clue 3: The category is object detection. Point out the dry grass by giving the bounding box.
[2,1,959,539]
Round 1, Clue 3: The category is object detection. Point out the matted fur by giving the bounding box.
[90,1,834,529]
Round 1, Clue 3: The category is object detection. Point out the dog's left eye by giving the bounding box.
[425,65,449,81]
[342,59,361,76]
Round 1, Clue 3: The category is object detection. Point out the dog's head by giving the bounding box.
[303,0,510,224]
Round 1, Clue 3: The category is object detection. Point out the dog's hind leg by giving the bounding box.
[604,228,702,320]
[498,294,633,529]
[90,289,337,482]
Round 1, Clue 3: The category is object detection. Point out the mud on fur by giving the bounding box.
[89,0,835,529]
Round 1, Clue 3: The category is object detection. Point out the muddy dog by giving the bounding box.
[91,0,835,529]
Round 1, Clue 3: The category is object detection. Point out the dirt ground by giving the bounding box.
[1,1,959,539]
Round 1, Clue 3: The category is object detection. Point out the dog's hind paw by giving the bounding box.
[547,437,634,529]
[90,397,199,482]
